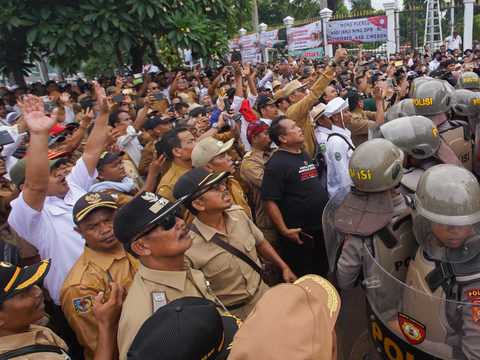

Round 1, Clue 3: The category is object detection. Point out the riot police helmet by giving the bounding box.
[452,89,480,116]
[348,139,404,192]
[413,164,480,263]
[378,116,440,159]
[412,79,454,116]
[456,71,480,90]
[386,99,416,122]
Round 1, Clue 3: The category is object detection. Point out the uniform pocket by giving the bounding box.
[201,254,236,288]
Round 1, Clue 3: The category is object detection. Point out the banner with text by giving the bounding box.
[260,29,280,47]
[239,33,261,63]
[326,16,387,44]
[288,47,324,60]
[286,21,323,51]
[229,37,240,51]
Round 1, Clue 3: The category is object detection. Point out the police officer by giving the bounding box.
[452,89,480,133]
[385,99,415,122]
[373,116,462,193]
[404,165,480,359]
[60,192,138,360]
[173,167,297,320]
[333,139,415,290]
[191,137,251,218]
[113,192,216,360]
[456,71,480,93]
[412,79,472,170]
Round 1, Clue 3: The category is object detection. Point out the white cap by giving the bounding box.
[324,97,349,118]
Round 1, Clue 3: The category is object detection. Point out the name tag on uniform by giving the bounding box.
[152,292,167,313]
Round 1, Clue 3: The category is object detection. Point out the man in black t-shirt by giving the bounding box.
[261,116,329,277]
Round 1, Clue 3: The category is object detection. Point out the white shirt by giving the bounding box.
[325,125,354,198]
[232,93,258,151]
[429,59,440,71]
[445,35,462,50]
[117,125,143,167]
[8,158,97,305]
[315,126,332,189]
[0,125,25,180]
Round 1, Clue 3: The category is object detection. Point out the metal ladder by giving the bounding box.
[424,0,443,49]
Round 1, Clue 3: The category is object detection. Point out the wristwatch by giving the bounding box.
[328,59,338,67]
[212,122,219,129]
[385,97,391,102]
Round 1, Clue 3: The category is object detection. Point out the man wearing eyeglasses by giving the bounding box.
[173,168,296,321]
[113,191,216,360]
[145,81,169,114]
[169,71,198,105]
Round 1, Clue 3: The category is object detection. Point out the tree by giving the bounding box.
[351,0,374,13]
[0,0,252,83]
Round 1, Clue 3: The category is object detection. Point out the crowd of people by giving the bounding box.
[0,32,480,359]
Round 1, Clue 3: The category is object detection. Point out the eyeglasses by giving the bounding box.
[378,78,387,82]
[195,182,226,199]
[138,207,184,238]
[150,86,160,90]
[178,81,188,84]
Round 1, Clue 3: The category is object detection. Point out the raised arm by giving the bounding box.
[19,95,57,212]
[62,108,95,154]
[82,82,110,177]
[242,62,257,96]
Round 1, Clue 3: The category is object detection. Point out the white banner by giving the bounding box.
[239,33,261,63]
[260,29,279,47]
[286,21,322,51]
[229,37,240,51]
[326,16,388,44]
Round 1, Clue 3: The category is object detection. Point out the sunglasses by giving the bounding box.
[195,182,226,199]
[150,86,160,90]
[139,207,184,237]
[178,81,188,84]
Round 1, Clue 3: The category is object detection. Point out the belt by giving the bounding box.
[225,277,262,311]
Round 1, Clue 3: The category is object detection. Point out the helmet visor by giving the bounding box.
[412,209,480,263]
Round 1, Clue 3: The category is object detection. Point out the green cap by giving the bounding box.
[10,157,67,188]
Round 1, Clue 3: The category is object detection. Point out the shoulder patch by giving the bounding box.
[335,152,342,161]
[73,295,93,316]
[244,151,252,158]
[466,289,480,302]
[320,145,326,154]
[244,162,254,170]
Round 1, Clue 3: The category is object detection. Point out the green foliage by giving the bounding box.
[82,47,118,79]
[351,0,374,13]
[0,0,252,82]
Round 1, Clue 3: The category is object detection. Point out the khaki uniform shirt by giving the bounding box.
[60,246,138,360]
[186,206,264,309]
[240,147,276,231]
[0,178,38,258]
[138,138,156,175]
[101,186,138,208]
[215,133,250,196]
[117,261,213,360]
[175,90,198,105]
[226,177,251,219]
[156,162,195,225]
[286,66,335,158]
[347,111,376,148]
[151,98,169,115]
[0,325,68,359]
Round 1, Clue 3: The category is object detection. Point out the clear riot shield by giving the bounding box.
[363,244,478,360]
[473,123,480,177]
[323,187,370,360]
[368,122,383,141]
[322,186,351,273]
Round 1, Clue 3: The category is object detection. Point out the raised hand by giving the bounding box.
[59,92,71,105]
[149,150,165,177]
[94,81,110,114]
[19,95,56,135]
[333,44,349,64]
[81,107,95,124]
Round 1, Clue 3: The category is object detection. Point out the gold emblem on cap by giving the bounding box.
[85,193,101,204]
[295,275,339,318]
[100,152,108,159]
[0,261,13,268]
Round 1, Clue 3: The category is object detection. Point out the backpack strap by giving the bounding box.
[327,133,355,151]
[0,345,69,360]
